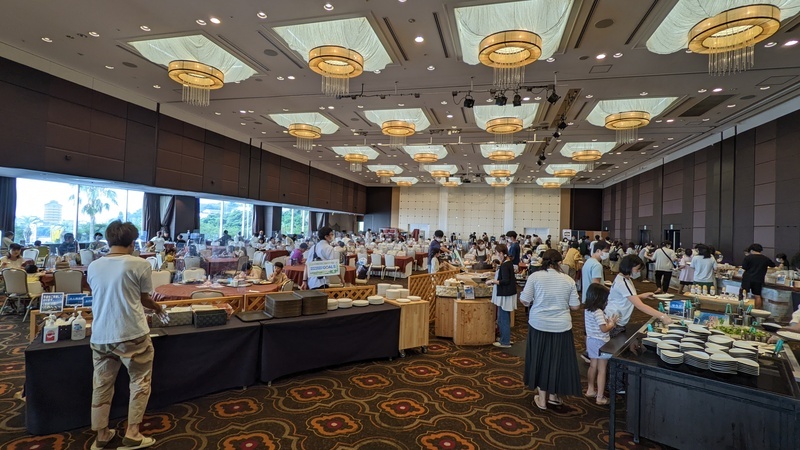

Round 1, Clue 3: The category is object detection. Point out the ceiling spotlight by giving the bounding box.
[153,84,161,89]
[613,52,623,58]
[596,53,606,59]
[276,76,284,80]
[764,41,778,47]
[324,3,334,11]
[557,120,568,130]
[446,113,454,118]
[427,65,435,71]
[547,91,560,104]
[785,40,799,47]
[463,95,475,108]
[105,65,114,70]
[534,96,542,101]
[760,86,771,90]
[88,31,100,37]
[373,70,381,74]
[209,17,221,24]
[441,101,448,105]
[666,119,674,123]
[140,25,150,31]
[536,160,543,166]
[522,96,530,101]
[287,75,295,80]
[552,131,561,138]
[640,92,648,96]
[546,57,556,62]
[257,11,268,19]
[495,94,507,106]
[727,104,736,108]
[698,88,707,93]
[713,87,723,92]
[415,36,424,43]
[41,37,52,42]
[512,93,522,107]
[585,94,594,99]
[196,19,207,25]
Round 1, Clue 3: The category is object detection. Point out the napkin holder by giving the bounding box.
[193,308,228,328]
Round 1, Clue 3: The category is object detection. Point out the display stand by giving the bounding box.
[453,299,496,345]
[385,298,429,357]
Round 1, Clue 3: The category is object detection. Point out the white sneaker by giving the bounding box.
[493,341,512,348]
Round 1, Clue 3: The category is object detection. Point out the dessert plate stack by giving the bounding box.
[680,341,704,352]
[396,298,411,303]
[642,337,662,348]
[353,300,369,307]
[657,341,679,357]
[681,337,705,346]
[709,352,738,374]
[660,349,684,365]
[708,335,735,348]
[327,299,339,311]
[338,298,353,309]
[368,295,385,305]
[735,357,760,376]
[684,350,710,369]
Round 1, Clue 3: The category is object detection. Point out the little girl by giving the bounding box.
[678,249,694,295]
[584,283,617,405]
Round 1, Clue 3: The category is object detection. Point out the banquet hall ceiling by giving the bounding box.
[2,0,799,188]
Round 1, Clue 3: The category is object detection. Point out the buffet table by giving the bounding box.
[152,282,280,301]
[603,319,800,450]
[25,319,261,435]
[284,264,356,285]
[259,303,400,383]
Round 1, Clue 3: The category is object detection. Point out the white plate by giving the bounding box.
[653,294,674,299]
[685,351,710,360]
[749,309,771,319]
[353,300,369,307]
[604,281,613,286]
[777,330,800,341]
[708,335,734,346]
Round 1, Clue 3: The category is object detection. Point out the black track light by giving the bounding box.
[547,91,561,104]
[536,159,543,166]
[540,154,547,161]
[512,93,522,107]
[558,120,568,130]
[552,130,561,138]
[495,94,507,106]
[464,95,475,108]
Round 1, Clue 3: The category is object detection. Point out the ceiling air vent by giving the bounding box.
[623,141,653,152]
[680,95,735,117]
[594,163,614,171]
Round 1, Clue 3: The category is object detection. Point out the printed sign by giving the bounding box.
[82,296,93,308]
[668,300,686,316]
[65,293,85,307]
[463,285,475,300]
[40,292,65,313]
[306,259,340,278]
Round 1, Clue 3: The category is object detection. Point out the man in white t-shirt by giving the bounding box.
[150,231,166,253]
[302,227,339,290]
[88,221,163,450]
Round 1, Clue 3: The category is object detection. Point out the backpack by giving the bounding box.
[609,248,620,262]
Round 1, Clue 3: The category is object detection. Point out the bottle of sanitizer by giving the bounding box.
[43,315,59,344]
[71,311,86,340]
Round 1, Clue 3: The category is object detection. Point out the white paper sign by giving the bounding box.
[40,292,65,313]
[307,260,340,277]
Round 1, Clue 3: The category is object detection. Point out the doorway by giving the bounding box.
[664,229,680,249]
[639,229,651,246]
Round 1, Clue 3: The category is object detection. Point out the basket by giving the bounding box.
[193,308,228,328]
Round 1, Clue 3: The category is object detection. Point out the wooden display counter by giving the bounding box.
[453,299,495,346]
[385,298,429,357]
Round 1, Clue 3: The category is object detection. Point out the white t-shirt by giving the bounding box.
[606,274,637,326]
[653,247,677,272]
[88,254,153,345]
[791,304,800,325]
[519,269,579,333]
[151,236,166,252]
[306,240,339,289]
[585,308,610,342]
[690,256,717,282]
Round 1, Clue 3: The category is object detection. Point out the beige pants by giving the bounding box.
[90,335,154,430]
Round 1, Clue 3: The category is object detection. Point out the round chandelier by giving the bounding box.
[571,149,602,162]
[489,169,512,178]
[605,111,651,144]
[688,5,780,76]
[542,182,561,188]
[491,181,509,187]
[382,120,416,148]
[486,117,524,144]
[442,180,460,187]
[168,60,224,107]
[488,149,517,162]
[396,180,414,187]
[429,170,451,179]
[308,45,364,96]
[376,169,395,178]
[553,169,577,178]
[479,30,542,89]
[412,152,439,163]
[344,153,369,172]
[288,123,322,151]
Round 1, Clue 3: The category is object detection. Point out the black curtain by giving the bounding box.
[142,193,161,240]
[0,177,16,234]
[252,205,267,236]
[160,196,175,233]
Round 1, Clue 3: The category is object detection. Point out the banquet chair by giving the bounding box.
[384,254,400,280]
[145,257,159,270]
[245,246,256,260]
[263,261,274,278]
[79,249,94,265]
[183,268,206,282]
[370,253,385,279]
[54,269,84,294]
[272,255,288,266]
[224,255,251,277]
[183,256,202,269]
[253,251,266,267]
[190,290,224,299]
[1,268,41,320]
[150,270,172,290]
[22,248,39,262]
[280,280,294,291]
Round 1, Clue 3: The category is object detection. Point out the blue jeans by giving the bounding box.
[497,307,511,345]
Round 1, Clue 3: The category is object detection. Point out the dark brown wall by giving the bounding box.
[0,56,366,214]
[570,189,603,230]
[602,109,800,265]
[364,187,393,231]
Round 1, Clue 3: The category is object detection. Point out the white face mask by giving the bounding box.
[631,271,641,279]
[601,252,610,261]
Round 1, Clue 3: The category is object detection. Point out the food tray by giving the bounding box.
[265,292,302,318]
[294,290,328,316]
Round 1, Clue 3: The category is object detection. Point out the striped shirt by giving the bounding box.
[519,269,579,333]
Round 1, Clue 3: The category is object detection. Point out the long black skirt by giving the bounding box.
[523,326,582,396]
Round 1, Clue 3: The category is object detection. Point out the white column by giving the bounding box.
[504,185,515,233]
[438,187,448,232]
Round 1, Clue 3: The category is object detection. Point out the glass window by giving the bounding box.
[280,207,308,236]
[126,191,144,231]
[199,199,222,241]
[15,179,78,245]
[76,186,127,243]
[222,201,253,240]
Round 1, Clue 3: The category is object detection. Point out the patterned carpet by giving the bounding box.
[0,272,670,450]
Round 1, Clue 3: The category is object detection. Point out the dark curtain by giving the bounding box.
[160,196,175,232]
[142,193,161,240]
[252,205,267,236]
[309,212,329,234]
[0,177,16,234]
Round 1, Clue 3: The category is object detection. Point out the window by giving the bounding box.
[76,187,127,242]
[222,201,253,239]
[281,208,309,235]
[199,199,222,240]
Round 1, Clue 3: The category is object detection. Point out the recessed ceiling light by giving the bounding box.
[41,37,52,42]
[613,52,623,58]
[701,118,710,121]
[712,87,723,92]
[451,126,457,129]
[328,106,335,109]
[637,137,644,141]
[615,152,621,155]
[655,119,663,123]
[373,70,381,74]
[667,137,674,140]
[105,65,114,69]
[685,49,693,53]
[486,98,493,102]
[276,76,284,81]
[324,3,334,11]
[534,96,541,100]
[240,122,246,126]
[140,25,150,31]
[282,108,289,112]
[567,122,574,126]
[640,92,648,96]
[247,110,254,113]
[153,84,161,89]
[357,105,364,109]
[196,19,207,26]
[282,130,288,133]
[446,114,453,118]
[88,31,100,37]
[262,131,267,134]
[397,103,404,107]
[596,53,606,59]
[759,86,771,90]
[319,106,325,110]
[698,88,707,93]
[591,138,597,142]
[440,101,447,105]
[427,65,435,71]
[784,40,798,47]
[546,57,555,62]
[666,119,674,123]
[287,75,295,80]
[727,104,736,108]
[764,41,777,48]
[585,94,593,99]
[257,11,268,19]
[209,17,221,24]
[653,145,659,148]
[240,110,246,114]
[415,36,424,43]
[522,97,530,101]
[641,152,646,155]
[214,112,221,115]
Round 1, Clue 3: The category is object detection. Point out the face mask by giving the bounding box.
[601,252,610,261]
[631,271,641,279]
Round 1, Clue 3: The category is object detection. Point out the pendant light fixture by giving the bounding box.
[545,163,587,178]
[269,113,339,151]
[604,111,651,144]
[474,105,539,145]
[483,163,519,179]
[308,45,364,96]
[331,146,380,172]
[168,60,224,106]
[485,176,512,187]
[391,177,419,187]
[536,177,567,188]
[423,164,458,183]
[402,145,448,163]
[560,142,617,173]
[480,144,526,162]
[586,98,677,145]
[367,165,403,184]
[365,109,431,148]
[479,30,541,89]
[441,177,462,187]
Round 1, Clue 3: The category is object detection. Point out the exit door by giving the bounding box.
[664,229,680,249]
[639,229,650,246]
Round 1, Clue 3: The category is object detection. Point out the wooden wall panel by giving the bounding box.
[259,156,281,203]
[279,158,309,206]
[330,177,344,211]
[308,168,331,209]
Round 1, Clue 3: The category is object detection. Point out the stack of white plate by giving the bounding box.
[668,329,687,336]
[386,289,402,299]
[688,325,712,337]
[662,334,683,343]
[684,351,710,369]
[338,298,353,309]
[729,347,757,361]
[708,335,734,348]
[684,332,707,341]
[680,341,704,352]
[709,352,738,374]
[642,337,662,348]
[377,283,391,296]
[668,324,688,333]
[396,298,411,303]
[647,331,664,338]
[408,295,422,302]
[735,357,760,376]
[327,299,339,311]
[681,337,705,346]
[390,284,403,290]
[732,340,759,351]
[749,309,771,319]
[397,288,410,298]
[709,329,726,336]
[660,349,684,365]
[353,300,369,307]
[657,341,679,356]
[368,295,385,305]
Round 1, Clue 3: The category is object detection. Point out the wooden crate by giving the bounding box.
[435,296,455,338]
[453,299,496,346]
[385,299,429,354]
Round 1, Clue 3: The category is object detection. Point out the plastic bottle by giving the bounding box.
[43,315,58,344]
[71,311,86,340]
[710,286,716,296]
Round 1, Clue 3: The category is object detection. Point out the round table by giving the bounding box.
[152,282,280,301]
[203,257,240,275]
[263,250,289,261]
[284,264,356,285]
